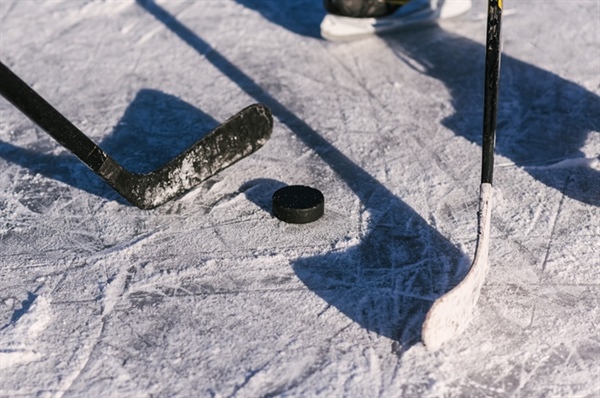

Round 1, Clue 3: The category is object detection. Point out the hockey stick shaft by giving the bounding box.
[0,61,114,174]
[481,0,502,184]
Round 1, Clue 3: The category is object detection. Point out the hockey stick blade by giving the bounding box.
[422,0,502,350]
[0,61,273,209]
[421,183,492,351]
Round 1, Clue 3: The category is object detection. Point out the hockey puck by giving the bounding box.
[272,185,324,224]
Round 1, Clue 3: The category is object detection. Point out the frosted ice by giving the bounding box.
[0,0,598,397]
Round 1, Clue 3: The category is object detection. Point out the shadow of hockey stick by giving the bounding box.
[137,0,471,348]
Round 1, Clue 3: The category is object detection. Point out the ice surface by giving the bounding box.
[0,0,598,396]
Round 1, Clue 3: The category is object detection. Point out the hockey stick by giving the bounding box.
[421,0,502,350]
[0,61,272,209]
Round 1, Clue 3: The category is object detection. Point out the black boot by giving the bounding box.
[323,0,402,18]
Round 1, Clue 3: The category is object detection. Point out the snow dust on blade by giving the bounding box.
[421,183,492,350]
[0,61,273,209]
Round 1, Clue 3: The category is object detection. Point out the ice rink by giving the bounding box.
[1,1,598,396]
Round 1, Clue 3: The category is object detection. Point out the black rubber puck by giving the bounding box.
[272,185,324,224]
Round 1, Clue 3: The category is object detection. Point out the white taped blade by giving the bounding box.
[421,183,493,351]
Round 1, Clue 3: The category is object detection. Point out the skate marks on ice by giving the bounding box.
[384,26,600,206]
[138,0,470,349]
[0,89,219,209]
[235,0,600,206]
[231,1,600,207]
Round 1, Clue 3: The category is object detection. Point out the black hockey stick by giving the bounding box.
[422,0,502,350]
[481,0,502,185]
[0,62,272,209]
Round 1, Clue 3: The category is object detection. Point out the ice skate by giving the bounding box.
[321,0,472,41]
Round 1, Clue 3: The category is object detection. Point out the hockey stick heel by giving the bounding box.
[0,62,272,209]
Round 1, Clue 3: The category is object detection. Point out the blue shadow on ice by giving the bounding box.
[233,0,599,206]
[0,89,219,207]
[233,0,324,39]
[0,290,38,332]
[383,26,600,206]
[137,0,470,349]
